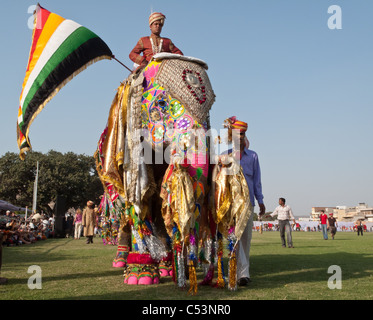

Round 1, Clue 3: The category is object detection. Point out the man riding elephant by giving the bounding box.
[129,12,183,72]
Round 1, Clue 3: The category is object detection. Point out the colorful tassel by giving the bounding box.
[177,251,186,288]
[188,260,198,295]
[228,250,237,291]
[215,236,225,288]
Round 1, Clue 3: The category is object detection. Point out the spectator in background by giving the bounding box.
[29,219,36,230]
[319,210,328,240]
[82,201,97,244]
[327,213,338,240]
[32,212,42,223]
[41,215,50,238]
[356,220,364,236]
[0,225,8,285]
[65,214,74,238]
[270,198,296,248]
[74,209,83,240]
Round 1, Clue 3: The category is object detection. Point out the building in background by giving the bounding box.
[310,207,336,221]
[310,203,373,222]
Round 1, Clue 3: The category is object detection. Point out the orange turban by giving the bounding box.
[149,12,166,26]
[223,116,248,132]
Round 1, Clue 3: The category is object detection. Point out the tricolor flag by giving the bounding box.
[17,3,113,159]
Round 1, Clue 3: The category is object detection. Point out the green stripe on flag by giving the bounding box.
[21,26,98,117]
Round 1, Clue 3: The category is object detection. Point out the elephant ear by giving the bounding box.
[153,56,215,124]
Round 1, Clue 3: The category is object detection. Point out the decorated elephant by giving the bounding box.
[95,53,252,293]
[95,53,217,291]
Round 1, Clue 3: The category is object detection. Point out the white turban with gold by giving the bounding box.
[149,12,166,26]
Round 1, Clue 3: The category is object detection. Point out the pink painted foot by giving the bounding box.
[159,269,170,277]
[138,276,154,285]
[126,276,138,285]
[113,261,126,268]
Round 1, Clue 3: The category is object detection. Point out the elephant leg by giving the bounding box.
[198,201,216,286]
[112,223,131,268]
[142,162,173,278]
[124,203,162,286]
[152,191,173,278]
[155,221,173,278]
[124,247,161,285]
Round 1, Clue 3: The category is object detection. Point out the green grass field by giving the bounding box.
[1,231,372,300]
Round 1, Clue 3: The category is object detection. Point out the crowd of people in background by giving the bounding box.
[253,220,370,233]
[0,204,102,247]
[0,210,53,246]
[64,204,103,242]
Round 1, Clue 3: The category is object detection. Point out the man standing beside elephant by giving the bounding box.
[223,116,266,287]
[129,12,183,71]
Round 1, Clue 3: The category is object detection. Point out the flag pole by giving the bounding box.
[32,161,39,213]
[112,55,132,73]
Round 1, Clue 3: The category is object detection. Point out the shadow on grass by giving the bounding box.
[58,278,232,300]
[6,269,123,286]
[251,251,373,288]
[2,238,114,265]
[51,250,373,300]
[2,236,372,300]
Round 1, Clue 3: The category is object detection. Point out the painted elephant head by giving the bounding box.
[140,54,214,151]
[139,54,216,235]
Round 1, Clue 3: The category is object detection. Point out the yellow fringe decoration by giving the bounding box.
[216,258,225,288]
[188,261,198,296]
[228,250,237,291]
[216,238,225,289]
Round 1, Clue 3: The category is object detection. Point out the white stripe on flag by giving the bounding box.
[19,19,81,113]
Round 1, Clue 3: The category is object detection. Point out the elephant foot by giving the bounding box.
[159,252,173,277]
[112,245,129,268]
[113,260,126,268]
[159,268,171,277]
[123,253,160,285]
[124,276,138,285]
[124,274,159,285]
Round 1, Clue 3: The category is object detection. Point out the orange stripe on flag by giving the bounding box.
[20,13,65,98]
[26,5,51,74]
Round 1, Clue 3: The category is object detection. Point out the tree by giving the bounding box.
[0,151,103,212]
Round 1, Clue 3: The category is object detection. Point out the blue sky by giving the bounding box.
[1,0,372,216]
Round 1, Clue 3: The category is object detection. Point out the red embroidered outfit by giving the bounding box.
[129,34,183,65]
